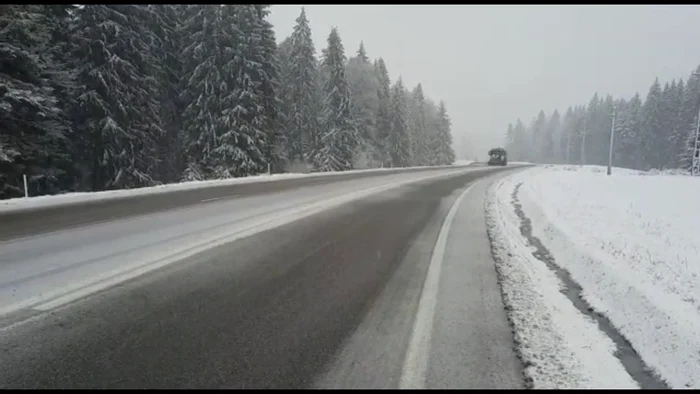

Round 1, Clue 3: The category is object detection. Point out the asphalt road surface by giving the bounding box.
[0,165,526,389]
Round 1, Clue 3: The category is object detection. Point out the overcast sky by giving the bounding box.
[268,5,700,159]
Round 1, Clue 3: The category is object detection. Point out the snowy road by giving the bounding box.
[0,165,526,388]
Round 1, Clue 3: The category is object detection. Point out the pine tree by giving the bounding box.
[285,7,320,164]
[504,123,515,150]
[591,95,614,166]
[530,110,547,163]
[615,94,642,169]
[511,119,528,162]
[211,5,275,178]
[357,41,369,63]
[70,5,164,190]
[253,5,283,174]
[678,68,700,171]
[0,5,74,198]
[574,106,588,165]
[43,5,81,191]
[149,4,185,183]
[657,81,676,169]
[408,83,431,166]
[640,78,664,170]
[374,58,392,166]
[346,42,380,168]
[433,101,455,165]
[585,97,600,166]
[179,5,224,180]
[668,78,685,168]
[560,108,575,164]
[314,27,356,172]
[543,110,560,163]
[388,78,411,167]
[275,35,293,168]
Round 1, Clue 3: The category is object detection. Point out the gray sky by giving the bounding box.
[268,5,700,159]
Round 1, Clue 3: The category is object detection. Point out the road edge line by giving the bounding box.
[399,178,482,389]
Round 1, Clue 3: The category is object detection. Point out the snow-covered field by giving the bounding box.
[0,162,473,213]
[487,164,700,388]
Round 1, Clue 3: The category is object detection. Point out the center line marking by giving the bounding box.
[399,179,482,389]
[200,194,241,203]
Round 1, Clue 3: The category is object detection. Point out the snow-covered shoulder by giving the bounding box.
[485,170,638,388]
[0,162,474,213]
[511,164,700,388]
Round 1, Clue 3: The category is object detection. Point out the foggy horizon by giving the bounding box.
[269,5,700,159]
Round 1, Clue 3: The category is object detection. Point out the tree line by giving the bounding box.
[504,64,700,172]
[0,5,456,200]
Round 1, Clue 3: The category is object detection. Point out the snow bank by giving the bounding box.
[0,162,474,213]
[486,172,638,389]
[500,164,700,388]
[453,159,475,166]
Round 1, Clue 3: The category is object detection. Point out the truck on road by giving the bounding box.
[487,148,508,166]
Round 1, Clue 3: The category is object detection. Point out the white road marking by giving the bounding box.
[399,179,482,389]
[200,194,241,203]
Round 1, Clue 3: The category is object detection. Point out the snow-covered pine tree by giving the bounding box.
[357,41,369,63]
[42,4,81,191]
[512,119,527,162]
[253,5,284,174]
[408,83,431,166]
[286,7,320,165]
[640,78,664,170]
[530,110,547,162]
[504,123,515,154]
[211,5,270,178]
[374,58,392,166]
[560,108,575,164]
[668,78,685,169]
[543,110,560,164]
[345,42,380,169]
[573,106,588,165]
[580,93,599,165]
[657,81,675,169]
[388,78,411,167]
[276,35,293,169]
[70,5,164,190]
[314,27,356,172]
[149,4,185,183]
[179,5,224,180]
[614,95,642,169]
[678,68,700,171]
[0,5,74,198]
[433,101,456,165]
[591,95,614,166]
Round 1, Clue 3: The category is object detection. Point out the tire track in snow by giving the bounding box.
[509,182,668,390]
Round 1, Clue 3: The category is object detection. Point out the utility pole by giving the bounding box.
[607,106,617,176]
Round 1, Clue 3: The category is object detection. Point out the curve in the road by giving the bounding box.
[0,166,522,389]
[0,166,476,242]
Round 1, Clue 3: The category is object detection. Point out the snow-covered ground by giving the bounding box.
[0,162,473,213]
[487,164,700,388]
[453,159,475,166]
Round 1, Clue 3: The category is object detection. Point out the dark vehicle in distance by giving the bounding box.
[488,148,508,166]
